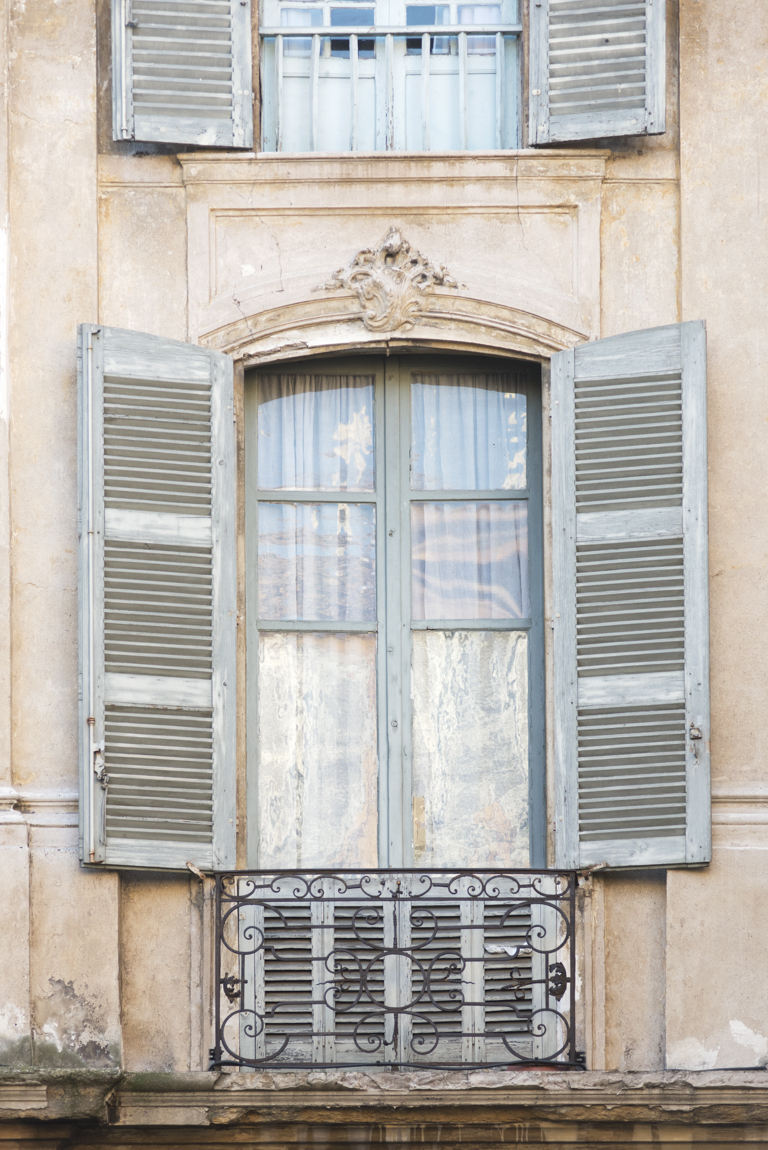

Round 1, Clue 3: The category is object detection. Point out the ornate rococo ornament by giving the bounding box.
[315,227,462,332]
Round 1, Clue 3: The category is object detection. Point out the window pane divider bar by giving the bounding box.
[458,30,468,149]
[256,489,377,502]
[259,26,522,36]
[350,33,359,151]
[421,32,430,151]
[409,489,530,501]
[495,32,503,149]
[276,34,283,151]
[385,33,394,150]
[411,618,531,630]
[310,33,320,150]
[256,620,378,632]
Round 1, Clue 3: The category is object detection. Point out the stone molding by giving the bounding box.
[199,293,586,365]
[2,1070,768,1129]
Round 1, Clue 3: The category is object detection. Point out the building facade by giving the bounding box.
[1,0,768,1146]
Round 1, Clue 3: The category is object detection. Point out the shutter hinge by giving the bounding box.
[125,19,137,26]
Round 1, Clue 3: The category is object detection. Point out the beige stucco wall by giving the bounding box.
[0,0,766,1081]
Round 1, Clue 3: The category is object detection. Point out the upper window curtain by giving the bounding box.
[551,323,709,869]
[112,0,254,147]
[528,0,665,145]
[78,325,237,870]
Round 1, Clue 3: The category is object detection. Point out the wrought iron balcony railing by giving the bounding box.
[213,869,579,1070]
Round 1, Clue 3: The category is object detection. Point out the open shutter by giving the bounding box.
[78,325,236,871]
[112,0,253,147]
[529,0,665,145]
[552,322,709,869]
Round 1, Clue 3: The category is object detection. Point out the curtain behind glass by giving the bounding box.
[259,373,375,490]
[411,369,530,491]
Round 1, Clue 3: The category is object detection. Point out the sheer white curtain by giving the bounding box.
[411,370,528,491]
[258,632,378,869]
[258,373,375,491]
[411,500,528,619]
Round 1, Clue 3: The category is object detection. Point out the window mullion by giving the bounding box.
[383,358,406,866]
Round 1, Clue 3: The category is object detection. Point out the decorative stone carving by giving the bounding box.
[315,227,462,332]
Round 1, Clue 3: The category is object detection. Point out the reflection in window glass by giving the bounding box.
[412,630,529,867]
[258,502,376,620]
[330,7,375,56]
[259,373,375,490]
[411,371,527,491]
[411,500,528,619]
[459,3,500,52]
[280,6,322,55]
[258,632,378,868]
[406,5,450,54]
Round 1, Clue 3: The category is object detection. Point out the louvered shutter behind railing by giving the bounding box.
[529,0,665,144]
[552,322,710,869]
[112,0,253,147]
[78,325,236,870]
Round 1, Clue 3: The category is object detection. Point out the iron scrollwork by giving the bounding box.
[213,868,578,1071]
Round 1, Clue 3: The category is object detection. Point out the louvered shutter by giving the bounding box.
[78,325,236,871]
[551,322,710,869]
[529,0,665,144]
[111,0,253,147]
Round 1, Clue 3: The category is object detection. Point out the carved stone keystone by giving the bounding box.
[315,227,462,332]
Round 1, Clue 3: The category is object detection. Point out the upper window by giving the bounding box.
[110,0,666,151]
[245,355,544,868]
[260,0,519,150]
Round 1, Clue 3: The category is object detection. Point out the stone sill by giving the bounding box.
[2,1069,768,1127]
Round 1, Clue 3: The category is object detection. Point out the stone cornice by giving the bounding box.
[3,1070,768,1128]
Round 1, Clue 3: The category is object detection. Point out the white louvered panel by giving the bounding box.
[574,370,682,514]
[483,901,532,1045]
[548,0,647,120]
[410,902,462,1055]
[131,0,235,122]
[104,540,213,679]
[104,705,214,843]
[103,374,212,515]
[577,703,686,841]
[576,538,684,678]
[334,903,385,1056]
[263,903,313,1058]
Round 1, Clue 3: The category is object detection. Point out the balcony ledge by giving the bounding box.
[2,1068,768,1129]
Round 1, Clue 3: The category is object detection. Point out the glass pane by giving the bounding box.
[412,630,529,867]
[411,500,528,619]
[258,373,375,491]
[411,371,527,490]
[459,4,500,53]
[258,502,376,621]
[330,7,375,56]
[258,632,378,868]
[281,7,322,56]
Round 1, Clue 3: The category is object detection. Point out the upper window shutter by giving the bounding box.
[111,0,253,147]
[529,0,665,145]
[78,325,237,871]
[551,322,710,869]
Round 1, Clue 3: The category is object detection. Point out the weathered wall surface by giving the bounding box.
[664,0,768,1072]
[0,0,766,1083]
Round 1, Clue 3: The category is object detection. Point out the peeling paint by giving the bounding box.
[667,1037,720,1071]
[730,1020,768,1065]
[33,979,119,1068]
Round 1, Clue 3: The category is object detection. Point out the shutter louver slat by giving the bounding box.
[112,0,253,146]
[552,322,710,870]
[78,325,236,872]
[529,0,665,144]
